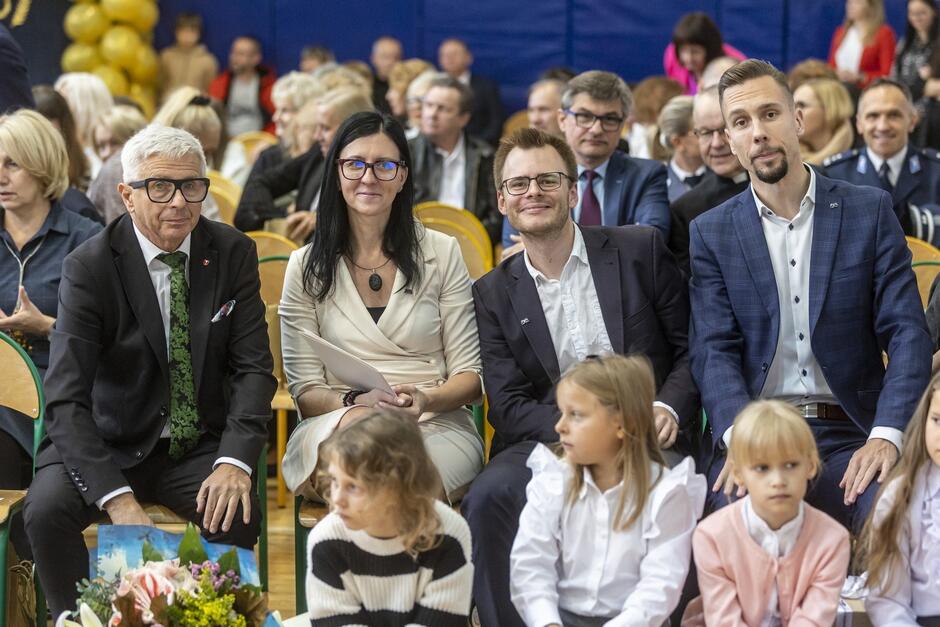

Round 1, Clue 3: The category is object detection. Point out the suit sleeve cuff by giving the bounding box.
[214,457,253,477]
[868,427,903,455]
[721,425,734,450]
[96,486,134,511]
[653,401,679,424]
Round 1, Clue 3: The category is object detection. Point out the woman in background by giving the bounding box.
[794,78,855,165]
[663,12,745,95]
[829,0,896,88]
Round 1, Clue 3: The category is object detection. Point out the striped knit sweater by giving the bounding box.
[305,500,473,626]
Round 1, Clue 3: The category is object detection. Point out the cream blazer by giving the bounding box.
[279,225,483,417]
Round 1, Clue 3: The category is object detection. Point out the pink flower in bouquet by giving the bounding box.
[114,567,175,623]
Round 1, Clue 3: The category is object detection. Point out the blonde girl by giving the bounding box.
[860,374,940,624]
[510,354,705,627]
[305,411,473,626]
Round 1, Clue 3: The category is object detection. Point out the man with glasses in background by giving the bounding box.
[668,85,750,277]
[500,70,670,259]
[463,127,696,627]
[24,124,276,618]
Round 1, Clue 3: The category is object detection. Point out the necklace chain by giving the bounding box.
[348,256,391,273]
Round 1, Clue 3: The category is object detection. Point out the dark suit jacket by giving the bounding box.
[474,225,697,457]
[467,73,503,146]
[235,145,325,233]
[40,215,277,505]
[689,173,932,448]
[668,170,749,277]
[0,24,32,114]
[409,131,501,243]
[501,150,670,247]
[823,145,940,235]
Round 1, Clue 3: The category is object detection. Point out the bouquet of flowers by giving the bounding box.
[55,524,276,627]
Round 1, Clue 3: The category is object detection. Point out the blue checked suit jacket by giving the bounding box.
[688,172,931,448]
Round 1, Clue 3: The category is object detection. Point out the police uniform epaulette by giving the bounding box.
[915,146,940,162]
[822,148,859,168]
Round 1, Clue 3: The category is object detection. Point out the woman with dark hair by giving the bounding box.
[894,0,940,101]
[279,111,484,502]
[31,85,89,192]
[663,12,745,94]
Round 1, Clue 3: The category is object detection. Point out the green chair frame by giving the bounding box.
[292,404,487,615]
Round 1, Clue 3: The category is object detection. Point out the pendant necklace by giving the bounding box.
[348,255,391,291]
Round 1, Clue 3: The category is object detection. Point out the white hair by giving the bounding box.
[272,71,324,110]
[121,124,207,182]
[54,72,114,147]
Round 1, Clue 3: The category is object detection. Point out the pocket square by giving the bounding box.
[211,299,236,322]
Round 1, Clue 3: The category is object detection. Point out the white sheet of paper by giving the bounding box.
[298,329,394,395]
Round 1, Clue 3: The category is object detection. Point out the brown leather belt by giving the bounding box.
[800,403,850,421]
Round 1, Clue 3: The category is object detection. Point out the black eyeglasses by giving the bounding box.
[501,171,573,196]
[563,109,624,131]
[337,158,406,181]
[128,177,210,203]
[693,125,726,140]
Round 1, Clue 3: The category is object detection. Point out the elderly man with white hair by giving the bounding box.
[24,123,276,618]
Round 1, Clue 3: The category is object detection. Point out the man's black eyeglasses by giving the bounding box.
[128,177,210,203]
[563,109,625,131]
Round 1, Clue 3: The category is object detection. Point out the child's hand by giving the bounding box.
[712,457,747,498]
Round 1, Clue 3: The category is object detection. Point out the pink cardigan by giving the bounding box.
[662,42,746,95]
[691,500,850,627]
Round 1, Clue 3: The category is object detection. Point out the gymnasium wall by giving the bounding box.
[10,0,909,113]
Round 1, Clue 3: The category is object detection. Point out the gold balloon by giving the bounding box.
[129,83,156,119]
[99,24,141,69]
[100,0,138,23]
[93,64,129,96]
[128,46,158,84]
[129,1,158,33]
[63,3,109,44]
[61,42,102,73]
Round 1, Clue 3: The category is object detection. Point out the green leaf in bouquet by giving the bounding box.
[232,587,268,627]
[141,540,164,563]
[177,522,208,566]
[75,576,117,623]
[217,547,241,578]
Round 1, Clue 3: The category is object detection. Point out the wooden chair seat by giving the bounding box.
[0,491,26,526]
[298,500,329,529]
[907,236,940,307]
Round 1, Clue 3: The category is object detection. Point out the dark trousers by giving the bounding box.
[0,429,32,559]
[24,436,261,618]
[461,441,536,627]
[705,418,880,531]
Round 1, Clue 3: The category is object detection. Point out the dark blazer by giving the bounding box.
[501,150,670,247]
[235,145,325,233]
[823,145,940,235]
[0,23,32,114]
[668,170,749,277]
[409,131,501,244]
[467,73,503,146]
[689,173,932,448]
[473,225,697,457]
[40,215,277,505]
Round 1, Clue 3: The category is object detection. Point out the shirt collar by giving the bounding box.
[743,494,805,556]
[457,71,471,86]
[578,464,623,499]
[523,223,588,282]
[731,170,749,184]
[132,221,192,267]
[751,163,817,223]
[865,145,908,177]
[670,158,706,180]
[578,158,610,180]
[435,132,466,162]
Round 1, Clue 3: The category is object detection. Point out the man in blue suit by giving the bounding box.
[500,70,669,256]
[0,23,33,114]
[689,60,931,531]
[824,78,940,237]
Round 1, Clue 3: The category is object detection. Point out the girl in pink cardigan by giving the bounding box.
[859,374,940,624]
[688,401,850,626]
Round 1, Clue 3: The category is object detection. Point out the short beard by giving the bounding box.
[513,207,569,239]
[754,157,788,184]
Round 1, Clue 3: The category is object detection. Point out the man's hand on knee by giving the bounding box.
[713,456,747,498]
[839,438,899,505]
[104,493,154,526]
[196,463,252,534]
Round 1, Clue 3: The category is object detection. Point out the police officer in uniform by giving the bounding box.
[824,78,940,237]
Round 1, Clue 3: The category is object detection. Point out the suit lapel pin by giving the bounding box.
[520,318,529,325]
[202,259,210,266]
[829,202,838,209]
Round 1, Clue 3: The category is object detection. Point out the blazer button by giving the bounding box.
[80,486,88,492]
[135,450,143,459]
[761,363,768,372]
[160,406,168,417]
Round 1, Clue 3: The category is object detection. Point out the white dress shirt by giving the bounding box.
[96,225,251,509]
[866,145,908,188]
[573,160,609,224]
[834,25,864,74]
[723,167,902,452]
[510,445,706,627]
[669,159,706,183]
[742,496,805,627]
[436,133,466,209]
[866,463,940,624]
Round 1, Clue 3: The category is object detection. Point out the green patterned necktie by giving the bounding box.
[157,251,201,459]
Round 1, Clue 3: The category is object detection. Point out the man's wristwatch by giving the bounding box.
[342,390,365,407]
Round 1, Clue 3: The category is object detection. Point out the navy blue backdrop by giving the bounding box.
[10,0,909,113]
